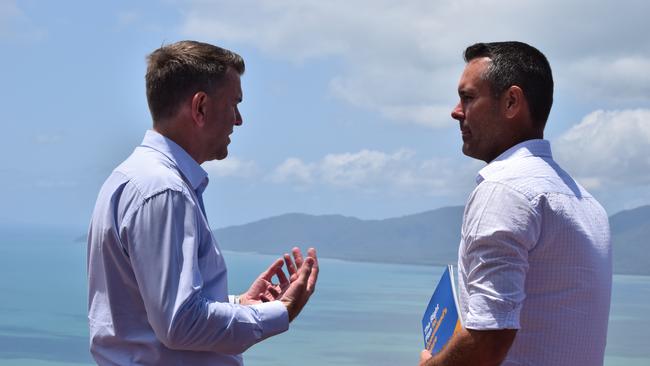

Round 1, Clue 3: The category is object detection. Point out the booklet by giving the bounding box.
[421,264,462,355]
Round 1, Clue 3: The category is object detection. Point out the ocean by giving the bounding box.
[0,228,648,365]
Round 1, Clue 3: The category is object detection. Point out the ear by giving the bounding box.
[502,85,525,119]
[190,91,209,127]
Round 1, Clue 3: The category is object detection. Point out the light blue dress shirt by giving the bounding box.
[87,130,288,365]
[458,139,612,365]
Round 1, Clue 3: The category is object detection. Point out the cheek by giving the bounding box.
[469,104,490,130]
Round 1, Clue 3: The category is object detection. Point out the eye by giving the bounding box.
[460,95,473,103]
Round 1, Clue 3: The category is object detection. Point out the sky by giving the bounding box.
[0,0,648,231]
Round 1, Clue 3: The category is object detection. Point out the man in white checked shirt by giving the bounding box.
[419,42,612,366]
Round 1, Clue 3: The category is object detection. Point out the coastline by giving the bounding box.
[221,249,650,276]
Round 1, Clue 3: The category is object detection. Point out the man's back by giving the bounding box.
[458,140,612,365]
[88,131,287,365]
[88,41,318,366]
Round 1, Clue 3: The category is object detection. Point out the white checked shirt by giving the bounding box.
[87,130,288,366]
[458,139,612,366]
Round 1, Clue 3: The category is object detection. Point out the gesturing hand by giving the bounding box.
[282,247,318,292]
[280,247,319,322]
[239,257,289,305]
[239,247,319,314]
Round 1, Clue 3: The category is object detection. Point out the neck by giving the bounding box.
[510,118,545,149]
[485,127,544,163]
[153,121,204,164]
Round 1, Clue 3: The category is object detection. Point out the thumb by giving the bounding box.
[419,349,432,364]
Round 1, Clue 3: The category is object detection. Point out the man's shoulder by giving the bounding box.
[481,156,592,202]
[114,147,189,199]
[89,147,195,236]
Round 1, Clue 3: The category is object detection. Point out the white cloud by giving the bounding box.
[202,156,260,178]
[269,157,314,185]
[0,0,20,28]
[267,107,650,201]
[565,57,650,103]
[0,0,46,41]
[554,109,650,190]
[180,0,650,126]
[0,0,20,39]
[378,104,455,129]
[269,148,481,196]
[319,149,413,188]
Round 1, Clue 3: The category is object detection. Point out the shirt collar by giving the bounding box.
[476,139,552,184]
[140,129,209,191]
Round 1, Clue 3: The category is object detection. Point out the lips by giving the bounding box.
[461,128,471,141]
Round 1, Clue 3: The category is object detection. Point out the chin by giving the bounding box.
[461,144,473,157]
[462,146,483,161]
[215,150,229,160]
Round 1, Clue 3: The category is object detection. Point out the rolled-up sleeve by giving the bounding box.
[121,188,289,353]
[461,181,541,330]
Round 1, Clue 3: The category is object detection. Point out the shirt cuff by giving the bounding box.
[249,301,290,339]
[464,294,521,330]
[228,295,241,304]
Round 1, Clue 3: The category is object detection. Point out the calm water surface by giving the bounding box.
[0,228,647,365]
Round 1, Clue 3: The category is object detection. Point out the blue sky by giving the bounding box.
[1,0,649,231]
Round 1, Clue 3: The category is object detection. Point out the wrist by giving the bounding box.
[228,294,242,305]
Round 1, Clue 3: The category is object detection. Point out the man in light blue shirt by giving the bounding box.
[88,40,319,365]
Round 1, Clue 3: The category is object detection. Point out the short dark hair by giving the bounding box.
[464,41,553,127]
[145,40,245,123]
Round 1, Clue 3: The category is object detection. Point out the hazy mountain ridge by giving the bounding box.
[215,207,463,265]
[215,205,650,275]
[608,205,650,275]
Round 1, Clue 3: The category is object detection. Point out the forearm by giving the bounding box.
[162,295,288,353]
[422,328,516,366]
[423,329,475,366]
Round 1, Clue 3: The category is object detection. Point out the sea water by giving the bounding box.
[0,228,648,365]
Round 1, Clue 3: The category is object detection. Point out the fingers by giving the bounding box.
[295,256,314,288]
[260,257,285,281]
[275,266,289,286]
[267,284,281,298]
[419,349,432,365]
[281,246,318,292]
[306,247,319,293]
[280,257,315,322]
[283,253,297,279]
[261,286,280,302]
[284,247,304,282]
[292,247,304,269]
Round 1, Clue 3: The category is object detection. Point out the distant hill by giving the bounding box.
[215,205,650,275]
[609,205,650,275]
[215,206,464,266]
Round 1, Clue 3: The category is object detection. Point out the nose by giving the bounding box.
[234,106,243,126]
[451,102,464,121]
